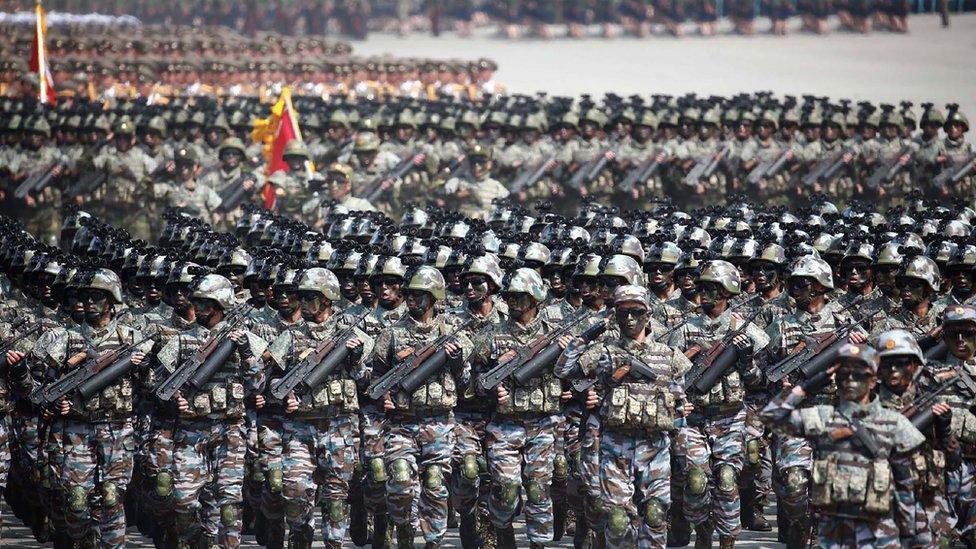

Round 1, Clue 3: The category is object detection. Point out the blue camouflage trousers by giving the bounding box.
[486,413,558,543]
[451,411,490,513]
[280,414,358,543]
[600,429,672,549]
[146,422,178,527]
[818,514,901,549]
[676,410,746,539]
[948,457,976,541]
[171,418,246,548]
[361,403,390,515]
[384,413,455,544]
[60,419,135,549]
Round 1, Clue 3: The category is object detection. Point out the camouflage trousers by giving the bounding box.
[582,413,607,533]
[910,488,955,548]
[817,514,901,549]
[42,416,70,534]
[279,415,358,543]
[450,411,490,512]
[242,410,262,528]
[676,409,746,539]
[486,413,558,543]
[599,429,672,549]
[740,402,772,512]
[559,403,584,512]
[771,431,814,520]
[60,419,136,549]
[145,422,178,526]
[384,413,455,544]
[171,418,246,548]
[948,457,976,540]
[361,403,389,515]
[257,414,285,524]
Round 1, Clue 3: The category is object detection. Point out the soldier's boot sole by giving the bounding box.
[693,522,713,549]
[553,500,568,541]
[372,514,391,549]
[459,510,480,549]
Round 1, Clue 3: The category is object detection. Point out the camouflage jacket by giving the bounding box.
[877,302,946,339]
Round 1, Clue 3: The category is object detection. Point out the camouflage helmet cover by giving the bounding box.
[191,273,236,310]
[503,267,548,302]
[403,265,446,301]
[698,260,742,295]
[789,255,835,290]
[296,267,341,301]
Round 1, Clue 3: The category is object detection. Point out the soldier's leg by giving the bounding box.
[676,426,711,528]
[739,404,771,531]
[636,436,673,548]
[707,414,745,541]
[0,415,12,532]
[773,434,814,542]
[317,416,358,545]
[600,431,640,548]
[384,421,422,532]
[417,416,455,544]
[214,420,247,549]
[172,426,209,544]
[451,412,488,547]
[668,433,692,547]
[43,419,69,541]
[95,422,135,549]
[242,410,262,534]
[258,418,285,525]
[486,419,527,531]
[61,423,97,542]
[280,422,317,545]
[581,414,607,537]
[361,404,390,517]
[521,415,557,544]
[953,458,976,542]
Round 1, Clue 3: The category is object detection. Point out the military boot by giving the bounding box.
[776,501,787,543]
[287,527,313,549]
[667,507,692,547]
[241,501,255,535]
[447,501,458,528]
[565,508,577,535]
[719,536,735,549]
[459,508,480,549]
[396,523,415,549]
[693,522,713,549]
[553,499,568,541]
[373,513,391,548]
[266,518,286,549]
[496,525,517,549]
[749,504,771,532]
[573,509,592,549]
[31,510,50,543]
[786,515,812,549]
[349,497,369,546]
[478,511,496,549]
[254,513,269,546]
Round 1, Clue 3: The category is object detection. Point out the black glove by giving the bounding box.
[801,370,830,395]
[934,407,953,440]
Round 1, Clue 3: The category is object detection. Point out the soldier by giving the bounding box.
[760,342,924,548]
[562,284,693,547]
[368,265,469,547]
[472,268,567,548]
[440,144,509,219]
[199,137,263,228]
[267,141,323,218]
[672,259,769,549]
[90,118,158,239]
[878,255,945,338]
[5,117,66,240]
[265,267,373,548]
[937,244,976,308]
[154,146,222,226]
[152,274,267,548]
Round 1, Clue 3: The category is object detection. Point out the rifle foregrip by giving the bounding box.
[511,343,562,386]
[301,345,351,392]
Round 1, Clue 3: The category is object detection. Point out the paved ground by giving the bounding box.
[357,13,976,138]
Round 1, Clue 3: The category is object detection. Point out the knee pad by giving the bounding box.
[155,471,173,498]
[553,453,569,481]
[368,457,388,484]
[324,498,347,524]
[220,503,238,527]
[267,466,283,493]
[101,481,119,507]
[423,465,444,490]
[391,458,411,484]
[686,466,707,496]
[493,481,520,508]
[784,466,808,497]
[250,468,266,483]
[607,505,630,536]
[285,498,306,520]
[746,439,761,466]
[524,480,548,505]
[461,454,480,481]
[68,485,87,513]
[643,499,666,529]
[716,464,737,494]
[587,494,605,517]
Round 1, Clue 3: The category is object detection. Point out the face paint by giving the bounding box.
[749,262,778,293]
[543,268,566,298]
[898,277,929,307]
[835,368,872,402]
[645,263,674,292]
[338,273,358,302]
[787,277,816,308]
[878,356,918,395]
[404,290,434,319]
[696,282,724,313]
[502,292,535,317]
[80,289,112,323]
[462,275,490,303]
[615,306,648,338]
[374,275,402,309]
[297,291,327,320]
[945,326,976,360]
[192,298,219,326]
[950,269,975,299]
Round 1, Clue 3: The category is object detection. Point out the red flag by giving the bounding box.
[29,1,56,105]
[251,88,311,209]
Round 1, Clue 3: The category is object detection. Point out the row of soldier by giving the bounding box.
[1,91,974,242]
[1,192,976,549]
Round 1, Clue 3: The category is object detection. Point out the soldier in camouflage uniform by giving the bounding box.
[349,132,403,217]
[472,268,567,548]
[671,260,769,548]
[877,255,945,338]
[937,244,976,310]
[874,329,958,547]
[198,137,264,230]
[368,265,470,547]
[90,119,158,239]
[562,285,693,547]
[760,342,924,549]
[615,111,667,204]
[31,269,152,548]
[264,268,373,548]
[5,117,67,241]
[153,146,222,226]
[440,144,509,220]
[152,274,267,548]
[266,141,324,219]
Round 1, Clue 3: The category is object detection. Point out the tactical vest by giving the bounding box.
[388,326,458,414]
[600,345,678,432]
[285,326,360,417]
[68,328,136,420]
[684,325,745,409]
[167,330,246,420]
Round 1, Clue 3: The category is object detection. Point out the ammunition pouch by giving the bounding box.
[810,456,893,518]
[604,383,677,432]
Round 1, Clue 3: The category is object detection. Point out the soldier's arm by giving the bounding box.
[890,449,920,539]
[758,387,808,436]
[346,328,375,382]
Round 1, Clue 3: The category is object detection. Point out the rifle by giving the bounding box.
[480,309,610,393]
[865,145,914,190]
[765,301,880,383]
[64,169,109,199]
[801,148,844,187]
[816,147,857,186]
[14,161,61,199]
[215,171,257,213]
[566,149,616,190]
[902,370,968,431]
[933,153,976,192]
[683,144,730,187]
[31,335,152,406]
[366,320,472,401]
[268,310,371,400]
[832,408,881,459]
[356,153,426,203]
[510,154,557,194]
[654,294,756,344]
[154,303,253,402]
[0,319,42,360]
[619,151,662,194]
[763,148,794,179]
[746,158,774,187]
[682,307,763,395]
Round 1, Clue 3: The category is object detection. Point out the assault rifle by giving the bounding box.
[566,149,617,190]
[746,148,793,187]
[865,145,914,190]
[269,310,371,399]
[14,161,63,199]
[833,408,881,459]
[570,346,670,393]
[801,148,847,187]
[215,171,258,213]
[356,153,426,203]
[155,303,253,401]
[683,144,730,187]
[366,320,472,401]
[901,367,976,431]
[510,154,557,194]
[31,335,152,406]
[64,169,108,199]
[0,319,42,362]
[765,300,880,383]
[478,309,610,393]
[933,153,976,192]
[817,147,857,186]
[682,307,763,395]
[619,150,663,194]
